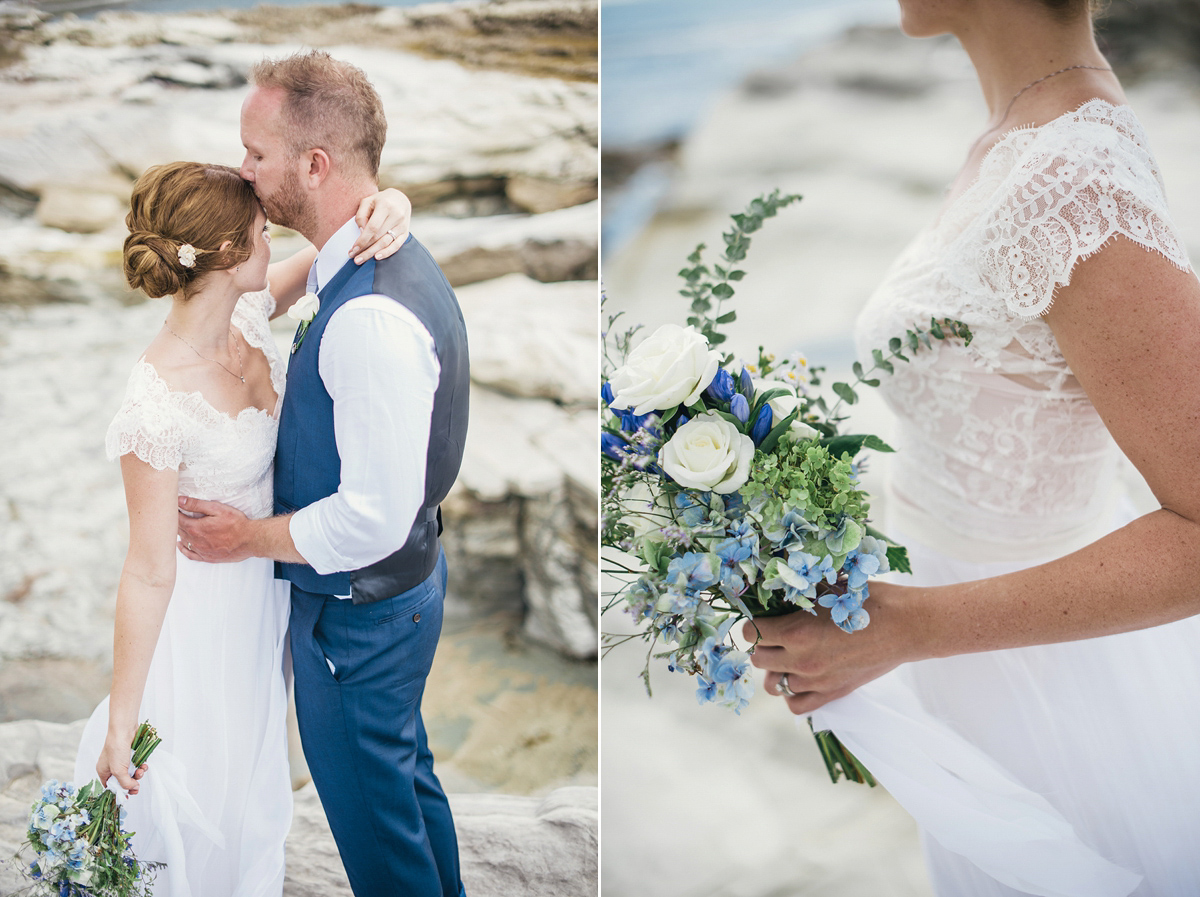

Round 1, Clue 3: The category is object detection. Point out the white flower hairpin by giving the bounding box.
[177,243,197,268]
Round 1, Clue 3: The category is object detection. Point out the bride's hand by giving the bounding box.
[96,732,148,795]
[348,187,412,265]
[744,581,926,715]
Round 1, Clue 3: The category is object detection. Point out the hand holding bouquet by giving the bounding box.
[12,721,164,896]
[602,192,970,784]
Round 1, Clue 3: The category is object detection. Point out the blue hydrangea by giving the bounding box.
[694,637,754,713]
[672,492,708,528]
[763,506,817,548]
[767,549,837,604]
[624,577,658,622]
[665,552,718,592]
[818,589,870,632]
[843,535,889,590]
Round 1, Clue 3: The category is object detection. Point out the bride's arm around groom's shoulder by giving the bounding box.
[263,187,413,320]
[753,235,1200,712]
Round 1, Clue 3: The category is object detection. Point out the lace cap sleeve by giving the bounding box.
[105,362,185,471]
[239,288,277,321]
[977,107,1191,318]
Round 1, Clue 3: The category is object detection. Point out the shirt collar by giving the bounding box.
[311,218,362,293]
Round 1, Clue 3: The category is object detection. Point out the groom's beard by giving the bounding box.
[259,165,317,241]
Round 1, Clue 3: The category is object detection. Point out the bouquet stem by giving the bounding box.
[809,720,876,786]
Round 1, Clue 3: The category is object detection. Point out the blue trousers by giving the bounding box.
[289,552,465,897]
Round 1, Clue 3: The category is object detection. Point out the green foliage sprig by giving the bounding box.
[678,190,802,347]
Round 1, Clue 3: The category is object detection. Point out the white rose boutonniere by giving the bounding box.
[288,292,320,354]
[658,410,755,494]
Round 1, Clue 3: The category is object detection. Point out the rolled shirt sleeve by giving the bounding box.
[288,294,440,575]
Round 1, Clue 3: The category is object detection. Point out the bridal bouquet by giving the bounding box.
[601,191,970,784]
[12,722,164,896]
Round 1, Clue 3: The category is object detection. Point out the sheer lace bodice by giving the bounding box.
[106,289,284,520]
[855,100,1193,561]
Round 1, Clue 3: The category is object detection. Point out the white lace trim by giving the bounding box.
[854,100,1192,557]
[104,290,284,518]
[969,101,1190,318]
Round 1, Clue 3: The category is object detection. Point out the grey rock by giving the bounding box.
[455,274,596,405]
[35,186,124,234]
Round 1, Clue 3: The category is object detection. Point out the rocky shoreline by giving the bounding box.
[0,11,596,877]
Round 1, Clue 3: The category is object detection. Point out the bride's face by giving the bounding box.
[234,209,271,294]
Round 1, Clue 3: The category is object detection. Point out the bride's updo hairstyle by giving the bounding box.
[124,161,260,299]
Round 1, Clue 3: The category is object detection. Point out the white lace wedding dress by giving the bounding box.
[811,100,1200,896]
[75,289,292,897]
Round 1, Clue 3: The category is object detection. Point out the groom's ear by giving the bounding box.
[303,148,333,189]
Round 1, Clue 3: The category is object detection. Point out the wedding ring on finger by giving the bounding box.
[777,673,798,698]
[385,229,397,243]
[187,541,193,551]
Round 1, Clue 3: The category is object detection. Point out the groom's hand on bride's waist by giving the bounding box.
[177,496,307,565]
[177,496,255,563]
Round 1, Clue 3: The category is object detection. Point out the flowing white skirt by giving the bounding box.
[75,554,293,897]
[813,512,1200,897]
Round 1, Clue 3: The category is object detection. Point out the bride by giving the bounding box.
[749,1,1200,894]
[73,160,409,896]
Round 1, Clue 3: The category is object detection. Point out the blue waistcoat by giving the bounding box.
[274,236,470,604]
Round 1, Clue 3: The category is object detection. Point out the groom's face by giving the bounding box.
[239,87,313,233]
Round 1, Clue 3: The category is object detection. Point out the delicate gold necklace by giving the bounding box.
[164,323,246,384]
[999,63,1112,125]
[970,63,1112,157]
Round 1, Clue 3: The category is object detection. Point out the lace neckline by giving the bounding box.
[934,97,1133,228]
[139,296,282,422]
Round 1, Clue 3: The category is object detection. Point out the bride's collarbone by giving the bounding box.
[142,336,276,419]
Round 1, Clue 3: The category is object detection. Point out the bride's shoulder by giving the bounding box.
[131,335,211,399]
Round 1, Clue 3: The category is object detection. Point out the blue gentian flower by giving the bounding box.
[738,367,754,398]
[730,393,750,422]
[601,381,614,405]
[601,431,628,462]
[705,368,736,402]
[750,404,772,445]
[619,408,656,433]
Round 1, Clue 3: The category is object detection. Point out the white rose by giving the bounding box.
[287,292,321,323]
[788,419,820,442]
[609,324,720,416]
[618,480,668,541]
[658,411,755,494]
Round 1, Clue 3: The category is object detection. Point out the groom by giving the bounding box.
[178,50,469,897]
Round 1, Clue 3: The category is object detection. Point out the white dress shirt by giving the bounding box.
[288,218,441,592]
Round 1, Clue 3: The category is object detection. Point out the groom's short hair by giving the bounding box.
[250,50,386,180]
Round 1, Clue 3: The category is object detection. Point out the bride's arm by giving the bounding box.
[95,455,181,792]
[266,187,413,320]
[752,235,1200,712]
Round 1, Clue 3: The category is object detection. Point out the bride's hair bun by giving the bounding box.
[123,162,261,299]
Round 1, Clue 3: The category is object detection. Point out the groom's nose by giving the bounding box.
[240,154,255,183]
